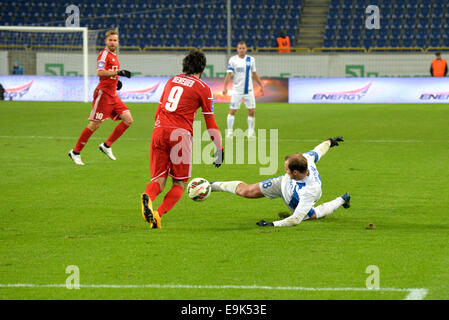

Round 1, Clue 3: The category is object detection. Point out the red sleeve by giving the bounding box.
[199,85,222,149]
[204,114,223,151]
[97,50,107,71]
[199,85,214,115]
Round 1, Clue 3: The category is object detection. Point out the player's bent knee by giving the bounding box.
[154,177,167,191]
[123,116,133,126]
[88,121,101,131]
[121,112,133,126]
[173,179,188,190]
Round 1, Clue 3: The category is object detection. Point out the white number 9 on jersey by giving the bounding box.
[165,86,184,112]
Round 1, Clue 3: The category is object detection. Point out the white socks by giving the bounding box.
[226,114,256,136]
[247,116,255,136]
[211,181,243,194]
[226,114,234,135]
[314,196,345,219]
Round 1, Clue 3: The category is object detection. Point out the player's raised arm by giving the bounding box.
[304,136,344,163]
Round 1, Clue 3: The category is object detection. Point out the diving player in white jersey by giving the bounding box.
[223,41,264,139]
[210,137,351,227]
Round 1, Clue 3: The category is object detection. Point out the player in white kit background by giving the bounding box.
[210,137,351,227]
[223,41,264,139]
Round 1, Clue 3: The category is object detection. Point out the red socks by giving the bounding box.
[74,127,94,153]
[156,185,184,217]
[73,122,129,153]
[145,181,162,202]
[105,122,129,147]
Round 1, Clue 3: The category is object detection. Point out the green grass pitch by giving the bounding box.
[0,101,448,300]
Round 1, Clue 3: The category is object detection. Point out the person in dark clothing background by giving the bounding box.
[12,61,24,75]
[0,83,5,101]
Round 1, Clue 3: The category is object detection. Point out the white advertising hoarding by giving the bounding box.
[0,75,167,102]
[289,77,449,103]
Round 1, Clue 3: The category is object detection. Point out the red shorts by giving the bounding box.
[89,88,129,122]
[150,127,192,182]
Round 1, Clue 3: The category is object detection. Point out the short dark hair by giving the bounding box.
[182,49,206,75]
[285,153,308,173]
[436,52,441,56]
[237,41,247,46]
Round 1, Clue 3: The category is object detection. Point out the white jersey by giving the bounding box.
[259,150,323,225]
[280,152,322,215]
[226,55,256,95]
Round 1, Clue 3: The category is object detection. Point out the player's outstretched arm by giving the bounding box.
[117,70,132,78]
[257,193,315,227]
[328,136,344,147]
[257,208,305,227]
[256,220,274,227]
[306,136,344,163]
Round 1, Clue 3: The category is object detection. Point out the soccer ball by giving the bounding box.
[187,177,211,201]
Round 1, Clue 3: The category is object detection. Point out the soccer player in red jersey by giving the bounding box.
[68,30,133,165]
[141,49,224,229]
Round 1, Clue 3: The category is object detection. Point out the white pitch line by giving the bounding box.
[0,135,147,141]
[0,283,428,300]
[403,289,429,300]
[0,135,435,143]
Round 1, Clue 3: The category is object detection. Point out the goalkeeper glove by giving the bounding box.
[116,80,122,91]
[117,70,131,78]
[213,148,224,168]
[256,220,274,227]
[328,136,344,147]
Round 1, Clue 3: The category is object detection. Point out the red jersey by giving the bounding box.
[96,48,120,96]
[155,74,214,134]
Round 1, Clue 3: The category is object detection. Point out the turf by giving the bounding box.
[0,101,448,300]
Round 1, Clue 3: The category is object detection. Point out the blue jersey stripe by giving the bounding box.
[288,190,299,209]
[307,207,316,218]
[288,182,306,210]
[244,56,250,94]
[305,151,319,163]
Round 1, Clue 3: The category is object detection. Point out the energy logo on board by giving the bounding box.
[118,81,161,101]
[4,80,34,100]
[312,81,373,101]
[419,91,449,101]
